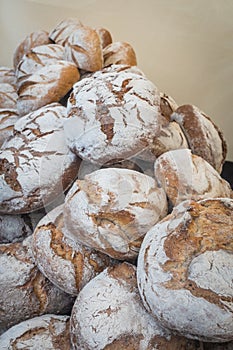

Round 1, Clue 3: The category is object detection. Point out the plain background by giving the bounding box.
[1,0,232,161]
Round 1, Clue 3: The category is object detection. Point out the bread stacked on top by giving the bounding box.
[0,18,232,349]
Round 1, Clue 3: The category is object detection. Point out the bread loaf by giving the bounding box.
[0,83,18,109]
[63,168,168,260]
[0,314,70,350]
[95,27,113,48]
[0,109,19,147]
[0,103,80,214]
[137,198,233,342]
[70,262,202,349]
[160,92,178,121]
[49,18,83,46]
[103,41,137,67]
[33,204,116,295]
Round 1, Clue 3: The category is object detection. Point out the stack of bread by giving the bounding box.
[0,18,232,349]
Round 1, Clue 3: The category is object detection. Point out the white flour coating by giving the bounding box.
[49,18,83,46]
[81,64,145,80]
[0,103,79,214]
[64,168,167,260]
[64,70,162,164]
[0,109,19,147]
[0,235,74,335]
[0,314,70,350]
[33,205,113,295]
[0,83,18,109]
[137,199,233,342]
[17,60,79,116]
[171,105,226,173]
[16,44,65,88]
[0,213,32,243]
[103,41,137,66]
[154,149,232,207]
[70,263,174,350]
[64,25,103,71]
[0,67,16,86]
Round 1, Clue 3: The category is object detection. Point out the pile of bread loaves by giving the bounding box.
[0,17,232,349]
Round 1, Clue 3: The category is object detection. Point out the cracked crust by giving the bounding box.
[0,67,16,86]
[0,83,18,109]
[0,103,80,214]
[0,235,74,335]
[0,314,71,349]
[137,198,233,342]
[63,168,167,260]
[70,262,202,350]
[0,109,19,147]
[154,149,232,208]
[64,69,162,164]
[49,18,83,46]
[33,204,116,295]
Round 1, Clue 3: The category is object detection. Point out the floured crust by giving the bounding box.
[0,212,33,243]
[64,24,103,72]
[137,198,233,342]
[171,104,227,173]
[13,30,51,70]
[0,103,80,214]
[154,149,232,208]
[64,69,162,164]
[17,60,80,116]
[0,109,19,147]
[16,44,65,89]
[0,83,18,109]
[49,18,83,46]
[0,235,74,335]
[0,67,16,86]
[160,92,178,121]
[33,205,116,295]
[63,168,167,260]
[0,314,70,349]
[103,41,137,67]
[70,262,202,350]
[95,27,113,48]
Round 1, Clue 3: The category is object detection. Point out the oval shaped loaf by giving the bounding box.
[33,204,116,295]
[63,168,168,260]
[103,41,137,67]
[0,235,74,335]
[137,198,233,342]
[64,69,163,164]
[0,103,80,214]
[154,149,232,208]
[70,262,202,350]
[0,314,70,350]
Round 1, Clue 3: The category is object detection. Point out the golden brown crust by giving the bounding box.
[95,27,113,48]
[103,42,137,67]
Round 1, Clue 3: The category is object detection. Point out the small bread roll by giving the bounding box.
[0,212,33,243]
[70,262,202,349]
[63,168,168,260]
[16,44,65,88]
[13,30,51,70]
[171,104,227,173]
[154,149,232,208]
[0,314,70,350]
[33,205,116,295]
[0,103,80,214]
[0,67,16,86]
[0,83,18,109]
[103,41,137,67]
[17,60,80,116]
[49,18,83,46]
[0,235,74,335]
[64,69,163,164]
[95,27,113,48]
[137,198,233,342]
[0,109,19,147]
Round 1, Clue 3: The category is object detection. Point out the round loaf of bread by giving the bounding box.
[0,83,18,109]
[64,69,163,164]
[154,149,232,208]
[171,104,227,173]
[95,27,113,48]
[33,204,116,295]
[64,24,103,72]
[0,235,75,335]
[137,198,233,342]
[0,314,70,349]
[63,168,167,260]
[70,262,202,350]
[0,212,33,243]
[0,103,80,214]
[17,60,80,116]
[0,67,16,86]
[16,44,65,88]
[0,109,19,147]
[103,41,137,67]
[13,30,51,70]
[49,18,83,46]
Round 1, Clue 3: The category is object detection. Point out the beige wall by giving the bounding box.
[1,0,233,161]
